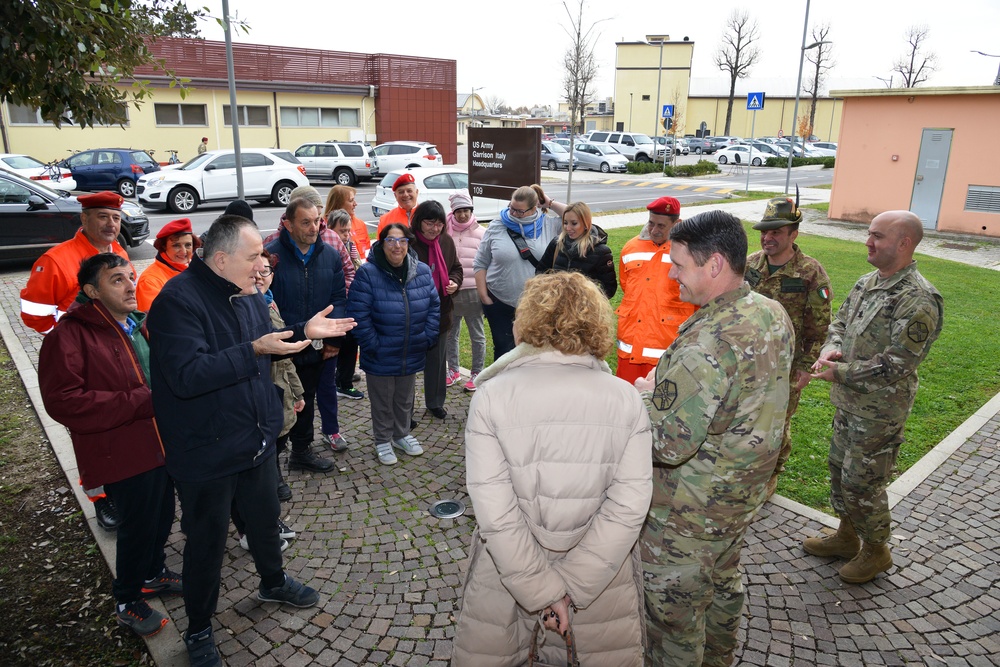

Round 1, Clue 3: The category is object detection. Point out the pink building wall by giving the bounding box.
[829,88,1000,236]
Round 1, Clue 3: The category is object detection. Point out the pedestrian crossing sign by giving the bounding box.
[747,93,765,110]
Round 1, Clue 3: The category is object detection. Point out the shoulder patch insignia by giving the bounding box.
[745,267,762,287]
[907,321,929,343]
[818,286,830,300]
[651,379,678,411]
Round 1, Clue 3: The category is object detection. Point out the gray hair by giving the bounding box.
[288,185,323,208]
[203,214,258,257]
[326,208,351,229]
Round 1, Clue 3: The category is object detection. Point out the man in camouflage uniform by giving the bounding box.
[636,210,793,667]
[807,210,942,584]
[746,196,832,497]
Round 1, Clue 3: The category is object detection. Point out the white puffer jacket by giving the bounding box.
[452,345,653,667]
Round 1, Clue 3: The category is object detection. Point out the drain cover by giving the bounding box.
[428,499,466,519]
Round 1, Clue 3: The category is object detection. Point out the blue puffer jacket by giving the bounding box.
[266,228,347,364]
[348,243,440,377]
[148,255,307,483]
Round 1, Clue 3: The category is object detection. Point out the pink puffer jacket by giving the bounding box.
[447,212,484,290]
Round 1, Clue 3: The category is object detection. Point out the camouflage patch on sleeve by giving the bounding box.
[652,378,678,411]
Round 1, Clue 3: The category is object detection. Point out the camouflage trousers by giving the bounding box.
[769,386,802,484]
[828,409,904,545]
[642,531,746,667]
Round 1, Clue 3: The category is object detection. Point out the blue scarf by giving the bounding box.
[500,207,543,239]
[263,289,274,305]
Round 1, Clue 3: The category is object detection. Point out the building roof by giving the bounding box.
[830,85,1000,97]
[689,76,878,99]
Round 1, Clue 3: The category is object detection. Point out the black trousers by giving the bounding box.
[104,466,175,603]
[289,361,322,453]
[481,290,517,361]
[174,454,284,634]
[335,330,360,390]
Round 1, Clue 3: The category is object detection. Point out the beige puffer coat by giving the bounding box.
[452,345,653,666]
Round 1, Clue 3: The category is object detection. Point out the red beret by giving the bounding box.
[78,191,124,210]
[647,196,681,216]
[156,218,194,240]
[392,173,416,191]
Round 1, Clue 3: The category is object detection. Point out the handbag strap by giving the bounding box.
[529,623,580,667]
[505,226,540,268]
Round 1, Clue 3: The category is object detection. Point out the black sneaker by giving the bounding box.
[258,575,320,608]
[116,599,168,637]
[277,518,296,540]
[337,386,365,400]
[141,568,182,598]
[287,449,335,473]
[94,496,120,530]
[185,626,222,667]
[428,407,448,419]
[277,481,292,502]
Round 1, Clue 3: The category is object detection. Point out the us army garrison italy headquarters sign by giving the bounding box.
[468,128,541,201]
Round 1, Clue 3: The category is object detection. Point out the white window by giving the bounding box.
[154,103,208,126]
[279,107,361,128]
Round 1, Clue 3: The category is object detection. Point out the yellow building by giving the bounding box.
[612,39,694,138]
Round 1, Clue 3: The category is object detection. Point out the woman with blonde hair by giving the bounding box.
[453,271,652,666]
[536,201,617,298]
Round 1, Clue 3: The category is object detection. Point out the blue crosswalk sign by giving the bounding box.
[747,93,765,110]
[662,105,674,118]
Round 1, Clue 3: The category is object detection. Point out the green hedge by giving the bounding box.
[764,156,836,168]
[625,159,720,177]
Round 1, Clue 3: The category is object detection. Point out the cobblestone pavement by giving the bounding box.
[3,207,999,665]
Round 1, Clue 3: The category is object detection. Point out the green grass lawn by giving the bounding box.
[456,222,1000,512]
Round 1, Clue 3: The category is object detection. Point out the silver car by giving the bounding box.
[541,141,579,171]
[573,143,629,173]
[293,141,378,186]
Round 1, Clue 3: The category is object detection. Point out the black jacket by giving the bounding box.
[536,224,618,298]
[148,255,307,483]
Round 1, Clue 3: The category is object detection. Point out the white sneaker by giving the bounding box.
[375,442,397,465]
[238,534,289,551]
[392,434,424,456]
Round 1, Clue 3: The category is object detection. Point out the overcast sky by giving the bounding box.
[190,0,1000,107]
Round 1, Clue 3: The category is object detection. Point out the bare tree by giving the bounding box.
[802,23,835,138]
[714,10,761,136]
[892,25,937,87]
[483,95,508,115]
[561,0,601,201]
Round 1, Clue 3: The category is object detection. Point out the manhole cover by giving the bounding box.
[428,499,466,519]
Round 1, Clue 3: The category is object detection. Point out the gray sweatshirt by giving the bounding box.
[473,212,561,306]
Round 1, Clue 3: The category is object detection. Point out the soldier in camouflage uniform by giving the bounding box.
[807,210,943,584]
[745,196,832,497]
[635,210,794,667]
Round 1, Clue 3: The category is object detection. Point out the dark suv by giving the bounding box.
[0,169,149,260]
[60,148,160,198]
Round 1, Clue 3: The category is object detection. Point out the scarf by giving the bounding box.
[447,210,479,235]
[500,207,543,239]
[263,289,274,305]
[414,230,449,295]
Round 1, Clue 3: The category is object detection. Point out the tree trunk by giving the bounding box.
[724,73,737,136]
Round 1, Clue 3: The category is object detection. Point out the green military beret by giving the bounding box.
[754,197,802,230]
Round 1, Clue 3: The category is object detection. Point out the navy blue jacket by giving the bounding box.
[347,243,440,377]
[266,228,347,364]
[148,255,305,483]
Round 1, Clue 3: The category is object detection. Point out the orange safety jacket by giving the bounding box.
[136,254,187,312]
[351,215,372,260]
[20,230,133,334]
[377,206,413,236]
[615,235,697,365]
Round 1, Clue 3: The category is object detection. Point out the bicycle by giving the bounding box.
[42,159,65,183]
[167,149,181,165]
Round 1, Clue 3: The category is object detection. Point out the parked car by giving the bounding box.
[710,136,741,149]
[541,141,579,171]
[805,144,837,157]
[136,148,308,214]
[749,142,787,158]
[60,148,160,198]
[0,169,149,260]
[715,145,770,166]
[584,131,657,162]
[683,138,717,155]
[573,142,629,173]
[811,141,838,152]
[654,136,690,156]
[293,141,378,185]
[370,167,505,221]
[372,141,443,173]
[553,138,572,150]
[0,154,77,193]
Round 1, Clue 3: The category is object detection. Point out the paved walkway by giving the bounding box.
[3,192,1000,666]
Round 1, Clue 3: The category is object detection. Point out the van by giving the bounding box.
[584,131,658,162]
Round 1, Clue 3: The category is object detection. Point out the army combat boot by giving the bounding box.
[802,515,861,559]
[839,542,893,584]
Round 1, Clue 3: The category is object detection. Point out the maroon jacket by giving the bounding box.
[38,299,164,488]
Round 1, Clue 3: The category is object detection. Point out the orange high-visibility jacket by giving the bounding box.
[377,206,412,236]
[136,255,185,312]
[351,215,372,260]
[615,236,697,366]
[20,230,132,334]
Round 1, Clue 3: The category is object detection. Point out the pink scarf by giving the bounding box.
[415,229,449,295]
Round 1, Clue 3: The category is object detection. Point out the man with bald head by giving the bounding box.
[805,210,943,584]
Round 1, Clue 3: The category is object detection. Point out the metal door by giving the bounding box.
[910,129,952,229]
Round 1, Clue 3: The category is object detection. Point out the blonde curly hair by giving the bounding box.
[515,272,614,358]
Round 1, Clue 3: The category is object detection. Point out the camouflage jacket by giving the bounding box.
[822,262,943,424]
[642,284,793,543]
[746,244,832,374]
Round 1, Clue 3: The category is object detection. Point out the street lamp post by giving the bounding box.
[629,92,633,131]
[647,34,668,142]
[784,0,831,194]
[971,50,1000,86]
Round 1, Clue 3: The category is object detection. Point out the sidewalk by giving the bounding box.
[3,196,1000,666]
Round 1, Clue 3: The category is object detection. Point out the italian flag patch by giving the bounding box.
[818,286,830,300]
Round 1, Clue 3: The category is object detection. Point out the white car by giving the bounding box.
[0,153,77,193]
[137,149,309,213]
[715,145,771,167]
[811,141,838,153]
[372,142,443,174]
[371,168,505,222]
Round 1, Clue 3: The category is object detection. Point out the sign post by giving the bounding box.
[745,92,765,194]
[661,105,674,175]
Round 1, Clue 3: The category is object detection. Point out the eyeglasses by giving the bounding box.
[509,205,535,217]
[384,237,410,246]
[257,266,273,276]
[423,220,445,228]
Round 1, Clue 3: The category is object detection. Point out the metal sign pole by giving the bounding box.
[745,110,756,194]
